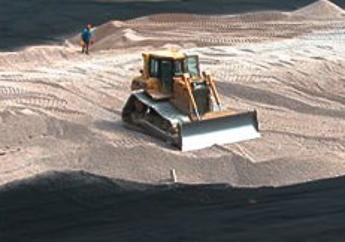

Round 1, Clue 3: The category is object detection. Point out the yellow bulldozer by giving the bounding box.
[122,50,260,151]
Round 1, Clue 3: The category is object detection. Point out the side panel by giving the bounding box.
[171,77,191,115]
[131,76,160,92]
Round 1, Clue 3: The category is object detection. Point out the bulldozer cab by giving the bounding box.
[149,57,175,93]
[148,54,200,94]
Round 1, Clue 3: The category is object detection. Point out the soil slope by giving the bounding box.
[1,0,345,187]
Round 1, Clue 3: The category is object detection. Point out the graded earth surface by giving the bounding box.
[1,0,345,187]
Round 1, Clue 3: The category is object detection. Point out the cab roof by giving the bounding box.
[143,49,186,60]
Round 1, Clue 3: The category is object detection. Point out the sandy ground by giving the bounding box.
[0,0,345,187]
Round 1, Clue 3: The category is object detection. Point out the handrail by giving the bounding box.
[183,74,201,120]
[203,71,222,110]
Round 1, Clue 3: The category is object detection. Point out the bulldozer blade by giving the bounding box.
[178,111,260,151]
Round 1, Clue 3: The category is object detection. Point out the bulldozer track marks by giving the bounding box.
[125,15,340,48]
[2,93,66,108]
[0,86,84,117]
[0,86,25,97]
[112,138,146,148]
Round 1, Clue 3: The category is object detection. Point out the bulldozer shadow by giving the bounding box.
[93,119,179,150]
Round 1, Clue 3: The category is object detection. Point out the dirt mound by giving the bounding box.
[67,21,126,47]
[146,13,207,22]
[291,0,345,19]
[67,20,150,50]
[91,28,148,50]
[90,21,126,42]
[231,11,289,22]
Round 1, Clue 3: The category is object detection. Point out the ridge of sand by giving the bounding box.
[91,21,126,40]
[291,0,345,19]
[67,21,126,46]
[65,0,345,52]
[91,28,148,50]
[67,21,149,51]
[66,7,345,53]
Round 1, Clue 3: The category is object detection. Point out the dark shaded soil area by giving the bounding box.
[1,171,345,242]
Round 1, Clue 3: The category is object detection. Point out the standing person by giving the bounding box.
[81,24,92,54]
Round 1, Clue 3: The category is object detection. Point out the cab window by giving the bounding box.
[149,58,159,77]
[185,56,199,77]
[174,60,183,76]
